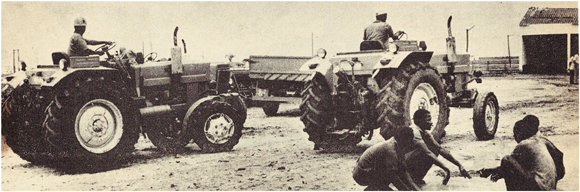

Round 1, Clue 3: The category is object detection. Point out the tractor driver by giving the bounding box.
[363,12,404,48]
[68,17,113,57]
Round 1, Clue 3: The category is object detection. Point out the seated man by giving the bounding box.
[479,115,565,191]
[68,17,113,57]
[405,109,471,185]
[352,127,420,191]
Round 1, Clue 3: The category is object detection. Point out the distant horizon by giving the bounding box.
[2,1,578,73]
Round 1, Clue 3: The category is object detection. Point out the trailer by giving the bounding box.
[231,55,312,116]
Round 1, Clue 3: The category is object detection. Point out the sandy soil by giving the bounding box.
[1,74,578,191]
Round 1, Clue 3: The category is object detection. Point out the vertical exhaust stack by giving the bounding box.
[446,16,457,73]
[172,26,183,74]
[170,26,183,99]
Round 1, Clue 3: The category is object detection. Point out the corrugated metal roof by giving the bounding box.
[520,7,578,26]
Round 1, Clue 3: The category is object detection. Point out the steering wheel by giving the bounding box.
[145,52,158,62]
[95,42,117,53]
[397,31,408,40]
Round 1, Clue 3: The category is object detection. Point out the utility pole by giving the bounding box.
[507,35,512,72]
[13,49,15,73]
[311,33,314,56]
[17,49,20,70]
[466,25,474,52]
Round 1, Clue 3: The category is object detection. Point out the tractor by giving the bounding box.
[1,27,247,165]
[299,16,499,150]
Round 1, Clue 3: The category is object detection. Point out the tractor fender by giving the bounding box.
[371,51,434,79]
[301,59,335,94]
[182,93,246,131]
[43,67,122,91]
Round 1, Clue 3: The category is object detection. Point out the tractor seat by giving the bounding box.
[52,52,70,64]
[360,41,385,51]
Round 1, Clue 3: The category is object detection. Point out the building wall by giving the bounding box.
[519,24,579,73]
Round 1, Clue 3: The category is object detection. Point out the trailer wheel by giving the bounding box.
[376,62,449,142]
[299,73,332,146]
[145,116,192,153]
[473,92,499,140]
[45,78,138,161]
[262,102,279,116]
[191,100,243,152]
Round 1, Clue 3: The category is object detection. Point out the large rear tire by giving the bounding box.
[473,92,499,140]
[44,78,138,162]
[376,62,449,142]
[191,100,243,152]
[2,83,56,164]
[299,73,333,148]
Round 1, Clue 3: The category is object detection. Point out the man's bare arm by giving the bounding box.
[85,39,111,46]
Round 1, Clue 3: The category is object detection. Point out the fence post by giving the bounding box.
[487,61,490,72]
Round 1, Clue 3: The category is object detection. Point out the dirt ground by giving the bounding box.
[1,74,578,191]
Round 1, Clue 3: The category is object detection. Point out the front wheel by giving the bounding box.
[145,116,191,153]
[191,100,243,152]
[473,92,499,140]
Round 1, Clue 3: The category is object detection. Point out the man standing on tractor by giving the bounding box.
[363,12,403,49]
[68,16,113,56]
[405,109,472,185]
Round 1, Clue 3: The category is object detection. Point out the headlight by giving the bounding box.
[317,48,327,58]
[388,43,399,53]
[334,60,352,73]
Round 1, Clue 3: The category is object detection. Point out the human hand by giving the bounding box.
[490,173,501,182]
[442,168,451,185]
[459,166,472,179]
[477,168,492,178]
[97,51,105,56]
[106,41,114,45]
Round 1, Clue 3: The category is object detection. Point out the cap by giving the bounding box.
[74,17,87,27]
[376,13,387,17]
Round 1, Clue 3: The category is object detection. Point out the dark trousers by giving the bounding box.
[570,70,575,84]
[353,166,413,191]
[406,150,441,182]
[501,156,541,191]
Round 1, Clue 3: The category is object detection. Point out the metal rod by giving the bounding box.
[466,25,474,53]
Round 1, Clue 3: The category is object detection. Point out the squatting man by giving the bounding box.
[354,110,565,190]
[479,115,565,190]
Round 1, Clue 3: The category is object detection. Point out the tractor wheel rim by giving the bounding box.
[204,113,235,144]
[409,83,440,128]
[485,100,497,132]
[75,99,123,154]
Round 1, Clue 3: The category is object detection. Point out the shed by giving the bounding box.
[519,7,578,74]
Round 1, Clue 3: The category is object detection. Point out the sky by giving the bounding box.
[1,1,578,73]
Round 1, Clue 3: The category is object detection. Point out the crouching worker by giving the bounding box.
[406,109,471,185]
[479,115,565,190]
[353,128,421,191]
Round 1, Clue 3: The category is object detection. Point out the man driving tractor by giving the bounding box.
[68,16,113,56]
[363,12,404,49]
